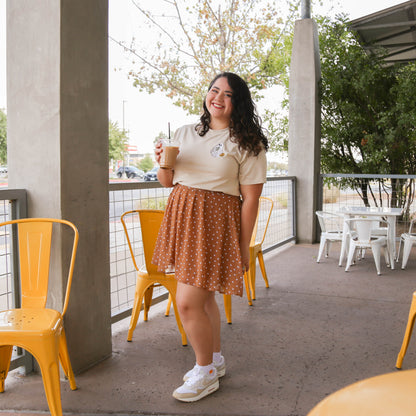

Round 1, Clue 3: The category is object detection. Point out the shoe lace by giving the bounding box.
[184,368,204,386]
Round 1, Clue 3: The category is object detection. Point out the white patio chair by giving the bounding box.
[397,218,416,269]
[316,211,344,263]
[359,217,388,260]
[344,218,389,275]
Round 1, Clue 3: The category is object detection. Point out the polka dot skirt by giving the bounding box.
[152,184,244,296]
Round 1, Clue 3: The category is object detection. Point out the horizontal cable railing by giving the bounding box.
[319,174,416,237]
[0,179,297,336]
[109,177,296,323]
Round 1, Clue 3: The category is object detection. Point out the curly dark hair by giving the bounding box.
[195,72,269,156]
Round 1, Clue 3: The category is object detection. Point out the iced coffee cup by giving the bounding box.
[160,139,179,169]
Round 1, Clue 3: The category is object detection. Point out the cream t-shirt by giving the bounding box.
[172,124,267,197]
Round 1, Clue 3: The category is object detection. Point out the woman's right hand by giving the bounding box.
[154,140,163,165]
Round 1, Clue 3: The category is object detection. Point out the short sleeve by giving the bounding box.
[239,149,267,185]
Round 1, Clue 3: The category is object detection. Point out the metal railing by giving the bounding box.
[109,177,297,323]
[0,178,297,369]
[319,174,416,236]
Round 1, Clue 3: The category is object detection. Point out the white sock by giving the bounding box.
[213,352,223,365]
[196,363,215,375]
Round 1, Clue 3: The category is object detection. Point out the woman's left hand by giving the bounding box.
[241,245,250,272]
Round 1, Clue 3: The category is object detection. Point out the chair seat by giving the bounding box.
[0,308,62,335]
[138,266,175,281]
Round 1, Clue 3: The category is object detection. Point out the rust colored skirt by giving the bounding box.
[152,184,244,296]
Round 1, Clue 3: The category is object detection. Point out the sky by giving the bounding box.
[0,0,408,155]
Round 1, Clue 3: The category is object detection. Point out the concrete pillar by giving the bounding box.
[288,18,321,244]
[7,0,111,372]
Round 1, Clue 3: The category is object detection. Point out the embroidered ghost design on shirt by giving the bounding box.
[210,143,226,158]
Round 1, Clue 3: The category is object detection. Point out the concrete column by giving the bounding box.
[7,0,111,372]
[288,19,321,244]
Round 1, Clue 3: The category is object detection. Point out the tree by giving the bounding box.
[109,120,129,163]
[138,155,154,172]
[114,0,296,115]
[0,109,7,165]
[317,16,416,213]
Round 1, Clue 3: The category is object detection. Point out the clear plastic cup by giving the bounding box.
[160,139,179,169]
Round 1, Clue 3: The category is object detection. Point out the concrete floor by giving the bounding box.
[2,242,416,416]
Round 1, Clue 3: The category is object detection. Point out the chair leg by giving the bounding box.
[58,328,77,390]
[223,294,232,324]
[317,237,327,263]
[257,251,269,288]
[165,294,172,317]
[326,241,331,257]
[371,244,382,275]
[127,278,149,342]
[244,271,253,306]
[396,239,403,262]
[396,292,416,369]
[383,245,390,268]
[248,254,257,301]
[37,341,64,416]
[345,243,356,272]
[143,285,154,321]
[165,282,187,346]
[0,345,13,392]
[401,240,413,270]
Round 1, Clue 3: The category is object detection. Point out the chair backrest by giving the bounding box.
[316,211,327,233]
[252,196,274,246]
[316,211,342,234]
[0,218,79,315]
[345,217,374,242]
[120,209,164,275]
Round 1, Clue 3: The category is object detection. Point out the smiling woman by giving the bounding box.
[151,71,268,402]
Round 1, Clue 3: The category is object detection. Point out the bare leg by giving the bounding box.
[176,282,217,366]
[205,294,221,353]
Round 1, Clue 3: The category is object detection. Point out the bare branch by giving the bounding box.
[109,35,194,98]
[130,0,195,61]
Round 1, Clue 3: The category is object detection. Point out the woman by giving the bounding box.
[153,72,268,402]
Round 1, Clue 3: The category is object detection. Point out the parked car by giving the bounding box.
[116,166,144,179]
[0,166,7,174]
[144,167,159,181]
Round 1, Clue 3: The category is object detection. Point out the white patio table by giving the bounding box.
[338,206,403,270]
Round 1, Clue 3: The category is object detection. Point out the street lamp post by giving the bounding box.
[122,100,127,169]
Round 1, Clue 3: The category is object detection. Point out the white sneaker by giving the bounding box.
[183,356,226,381]
[173,367,219,402]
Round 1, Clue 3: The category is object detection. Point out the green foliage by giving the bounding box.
[109,120,129,162]
[138,155,154,172]
[317,15,416,209]
[0,109,7,165]
[121,0,296,115]
[319,15,397,175]
[136,197,168,210]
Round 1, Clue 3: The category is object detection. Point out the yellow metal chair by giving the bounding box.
[247,196,274,300]
[307,369,416,415]
[120,209,187,346]
[396,291,416,369]
[222,271,252,324]
[222,196,273,323]
[0,218,79,416]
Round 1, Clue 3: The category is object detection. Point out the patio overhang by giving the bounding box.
[348,0,416,64]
